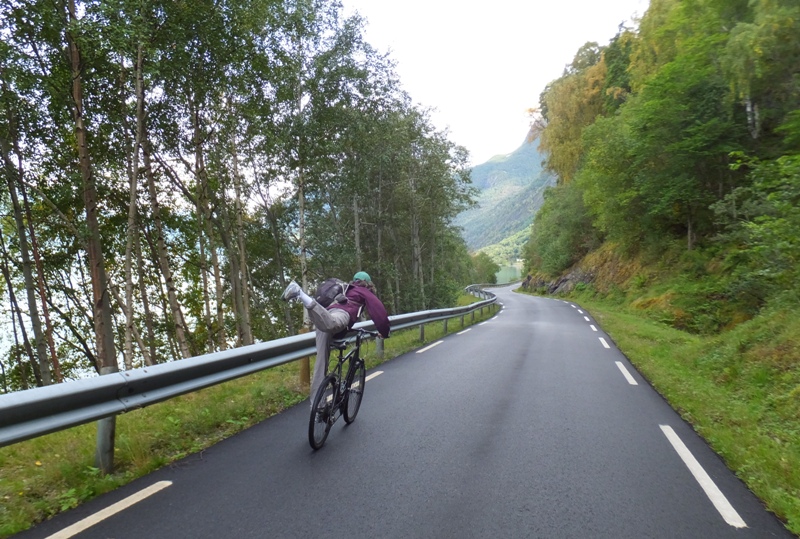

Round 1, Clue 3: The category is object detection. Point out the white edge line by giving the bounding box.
[457,329,471,335]
[599,337,611,349]
[578,309,584,314]
[614,361,638,385]
[659,425,747,528]
[416,341,444,354]
[47,481,173,539]
[590,325,598,332]
[584,316,590,322]
[365,371,383,382]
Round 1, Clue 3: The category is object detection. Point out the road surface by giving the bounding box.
[16,285,794,538]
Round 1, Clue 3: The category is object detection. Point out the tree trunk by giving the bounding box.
[66,0,118,473]
[204,212,227,350]
[109,284,152,366]
[191,107,229,350]
[376,167,383,286]
[407,170,426,309]
[231,139,253,345]
[134,231,157,365]
[353,197,362,269]
[0,122,51,385]
[198,213,214,353]
[123,43,146,370]
[143,134,192,359]
[254,175,295,336]
[224,225,246,347]
[0,230,40,387]
[745,96,760,139]
[9,298,30,390]
[23,187,61,382]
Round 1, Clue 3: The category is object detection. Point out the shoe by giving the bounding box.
[281,281,302,302]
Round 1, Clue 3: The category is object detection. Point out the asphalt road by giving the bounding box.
[16,285,795,538]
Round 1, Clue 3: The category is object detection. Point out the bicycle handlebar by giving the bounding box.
[354,328,381,338]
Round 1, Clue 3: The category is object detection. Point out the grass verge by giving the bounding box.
[0,297,497,538]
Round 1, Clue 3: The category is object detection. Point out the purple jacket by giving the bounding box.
[329,282,391,338]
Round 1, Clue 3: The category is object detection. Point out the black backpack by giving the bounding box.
[314,278,350,307]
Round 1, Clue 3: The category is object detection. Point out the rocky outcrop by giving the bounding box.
[521,268,595,295]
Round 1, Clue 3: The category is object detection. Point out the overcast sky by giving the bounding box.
[340,0,650,166]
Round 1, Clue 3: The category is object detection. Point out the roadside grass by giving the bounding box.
[0,297,497,538]
[540,291,800,536]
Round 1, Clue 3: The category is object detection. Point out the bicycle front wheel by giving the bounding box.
[309,376,336,450]
[343,360,366,424]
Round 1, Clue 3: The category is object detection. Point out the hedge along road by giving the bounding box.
[14,285,794,539]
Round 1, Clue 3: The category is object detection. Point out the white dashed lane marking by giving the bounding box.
[615,362,638,385]
[46,481,172,539]
[416,341,443,354]
[660,425,747,528]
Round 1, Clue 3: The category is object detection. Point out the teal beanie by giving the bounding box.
[353,271,371,282]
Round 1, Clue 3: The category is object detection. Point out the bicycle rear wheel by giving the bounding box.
[309,376,336,450]
[343,360,366,424]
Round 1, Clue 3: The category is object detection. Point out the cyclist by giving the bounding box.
[281,271,391,406]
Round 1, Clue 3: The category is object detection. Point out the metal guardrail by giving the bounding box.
[0,288,496,448]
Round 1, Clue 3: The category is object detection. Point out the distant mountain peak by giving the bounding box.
[456,135,555,255]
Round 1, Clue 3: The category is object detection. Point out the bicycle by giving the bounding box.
[308,328,379,450]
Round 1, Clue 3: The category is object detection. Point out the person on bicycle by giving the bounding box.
[281,271,391,406]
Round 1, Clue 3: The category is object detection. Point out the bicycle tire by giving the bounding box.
[343,360,366,424]
[309,376,336,450]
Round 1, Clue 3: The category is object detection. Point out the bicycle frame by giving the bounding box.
[309,328,376,449]
[326,332,366,410]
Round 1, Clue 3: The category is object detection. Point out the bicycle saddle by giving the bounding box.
[330,338,349,350]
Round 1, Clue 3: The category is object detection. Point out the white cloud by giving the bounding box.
[341,0,649,165]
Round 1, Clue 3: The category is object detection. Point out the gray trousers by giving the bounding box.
[308,302,350,403]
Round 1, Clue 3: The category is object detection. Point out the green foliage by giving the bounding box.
[601,29,635,112]
[714,152,800,296]
[577,112,643,249]
[478,228,530,266]
[470,252,499,284]
[529,0,799,281]
[0,0,479,383]
[524,181,600,277]
[539,42,606,183]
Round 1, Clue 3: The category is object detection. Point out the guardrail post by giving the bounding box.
[94,364,117,473]
[443,318,448,333]
[298,327,311,393]
[461,315,464,327]
[95,415,116,473]
[419,324,425,342]
[471,311,475,322]
[376,337,384,359]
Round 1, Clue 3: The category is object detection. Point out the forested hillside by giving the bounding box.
[455,137,554,254]
[526,0,800,316]
[0,0,482,390]
[522,0,800,530]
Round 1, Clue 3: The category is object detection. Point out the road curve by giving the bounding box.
[15,285,795,538]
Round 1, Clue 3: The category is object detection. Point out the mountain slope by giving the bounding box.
[456,136,555,255]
